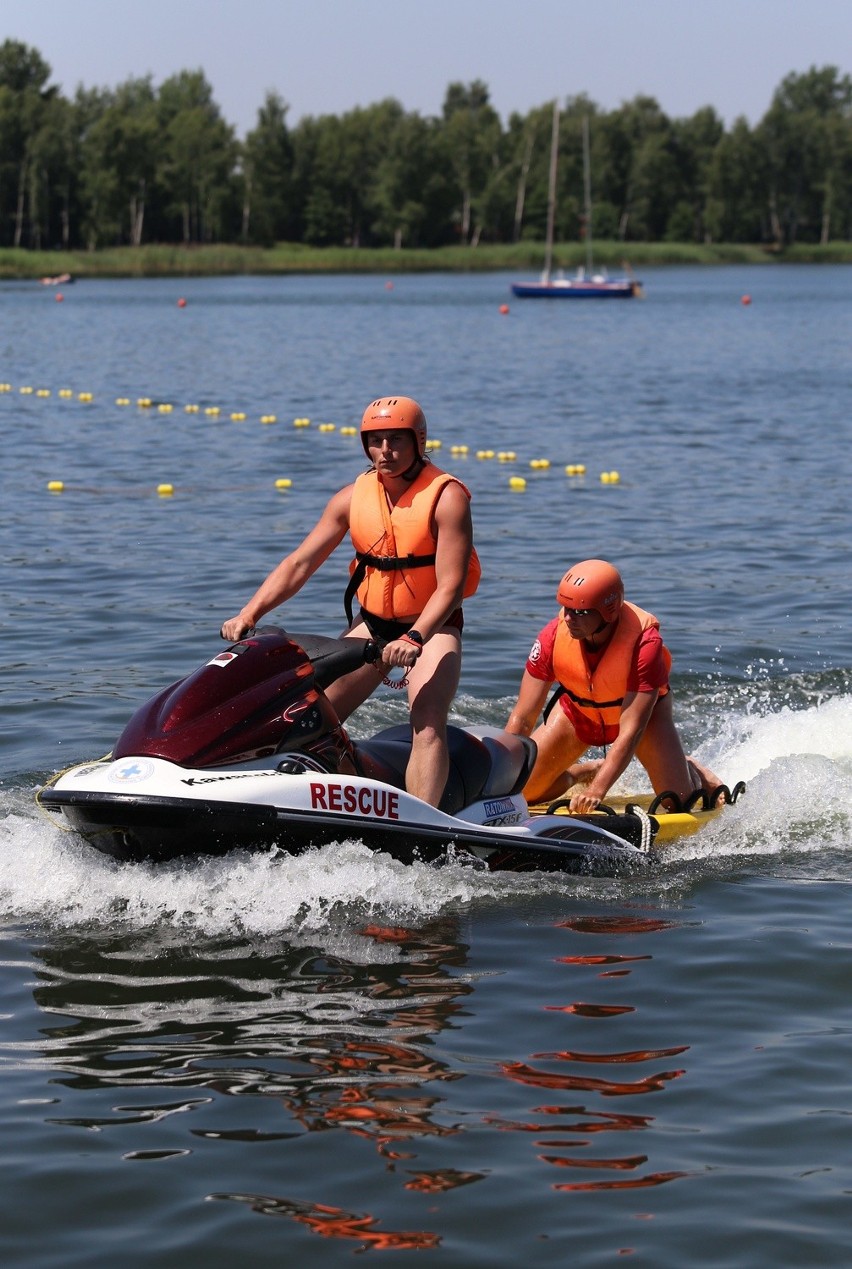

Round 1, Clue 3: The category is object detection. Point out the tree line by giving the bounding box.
[1,39,850,253]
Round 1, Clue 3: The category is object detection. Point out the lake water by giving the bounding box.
[1,267,851,1266]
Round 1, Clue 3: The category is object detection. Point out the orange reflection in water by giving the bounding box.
[216,1193,440,1250]
[500,1060,685,1097]
[555,915,680,935]
[541,1152,648,1170]
[486,1107,654,1135]
[534,1046,689,1064]
[501,910,692,1197]
[320,1084,460,1145]
[546,1003,634,1017]
[403,1168,485,1193]
[556,954,651,966]
[553,1170,687,1192]
[271,919,471,1161]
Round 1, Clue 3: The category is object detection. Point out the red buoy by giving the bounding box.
[741,295,752,306]
[177,297,187,308]
[499,303,510,315]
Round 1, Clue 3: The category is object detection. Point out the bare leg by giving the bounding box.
[523,707,588,804]
[635,692,721,804]
[404,628,462,806]
[567,759,604,785]
[325,620,385,722]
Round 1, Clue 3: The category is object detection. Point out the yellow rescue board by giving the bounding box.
[531,793,726,845]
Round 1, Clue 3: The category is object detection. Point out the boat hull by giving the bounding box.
[40,757,651,873]
[511,280,638,299]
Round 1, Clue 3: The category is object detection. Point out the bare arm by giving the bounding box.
[505,670,551,736]
[220,485,352,641]
[569,689,658,811]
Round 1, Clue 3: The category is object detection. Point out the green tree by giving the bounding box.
[77,78,159,246]
[670,106,725,241]
[241,91,293,244]
[372,113,455,247]
[705,117,767,242]
[759,65,852,244]
[157,70,238,242]
[441,80,502,244]
[0,39,56,247]
[607,96,676,240]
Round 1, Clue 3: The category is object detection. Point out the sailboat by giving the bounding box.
[511,108,641,299]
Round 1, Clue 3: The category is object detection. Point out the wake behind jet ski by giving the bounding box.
[39,627,660,872]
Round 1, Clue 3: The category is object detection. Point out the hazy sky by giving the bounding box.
[4,0,850,136]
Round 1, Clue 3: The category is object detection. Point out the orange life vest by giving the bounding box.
[552,601,670,735]
[345,465,481,623]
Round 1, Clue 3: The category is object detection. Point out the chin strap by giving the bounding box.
[400,455,426,482]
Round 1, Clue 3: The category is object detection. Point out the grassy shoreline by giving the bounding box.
[2,240,850,279]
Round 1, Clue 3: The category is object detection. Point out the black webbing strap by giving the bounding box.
[344,551,437,626]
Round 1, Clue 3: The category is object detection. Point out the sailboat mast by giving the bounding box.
[582,115,593,275]
[543,99,559,282]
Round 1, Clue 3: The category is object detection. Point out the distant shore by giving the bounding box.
[2,241,850,280]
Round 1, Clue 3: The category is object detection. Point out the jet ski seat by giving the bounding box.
[356,725,536,816]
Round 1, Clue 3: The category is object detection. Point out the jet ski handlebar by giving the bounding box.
[251,626,381,691]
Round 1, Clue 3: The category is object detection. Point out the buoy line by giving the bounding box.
[2,378,626,496]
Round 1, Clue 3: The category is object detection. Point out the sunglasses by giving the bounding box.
[564,607,596,618]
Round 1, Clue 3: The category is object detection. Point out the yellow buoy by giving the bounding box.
[340,425,357,436]
[47,480,65,492]
[158,403,173,413]
[36,389,51,397]
[509,476,527,491]
[293,417,311,428]
[530,458,551,470]
[116,397,131,406]
[185,403,200,413]
[20,386,33,395]
[204,406,220,416]
[425,438,442,451]
[58,388,73,398]
[78,392,93,402]
[137,397,152,408]
[157,483,174,497]
[450,444,469,455]
[319,422,336,432]
[275,478,293,490]
[498,451,517,462]
[230,411,247,421]
[261,414,278,424]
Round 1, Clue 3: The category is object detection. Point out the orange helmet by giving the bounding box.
[557,559,624,622]
[360,396,427,460]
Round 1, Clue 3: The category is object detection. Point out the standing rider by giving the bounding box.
[505,559,720,811]
[219,396,480,808]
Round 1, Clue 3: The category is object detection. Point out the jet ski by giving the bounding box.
[39,626,662,872]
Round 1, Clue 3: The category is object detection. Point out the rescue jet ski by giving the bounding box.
[39,627,660,872]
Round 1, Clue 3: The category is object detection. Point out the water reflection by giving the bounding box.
[10,903,701,1247]
[20,917,479,1250]
[28,918,470,1096]
[493,911,691,1193]
[210,1192,442,1252]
